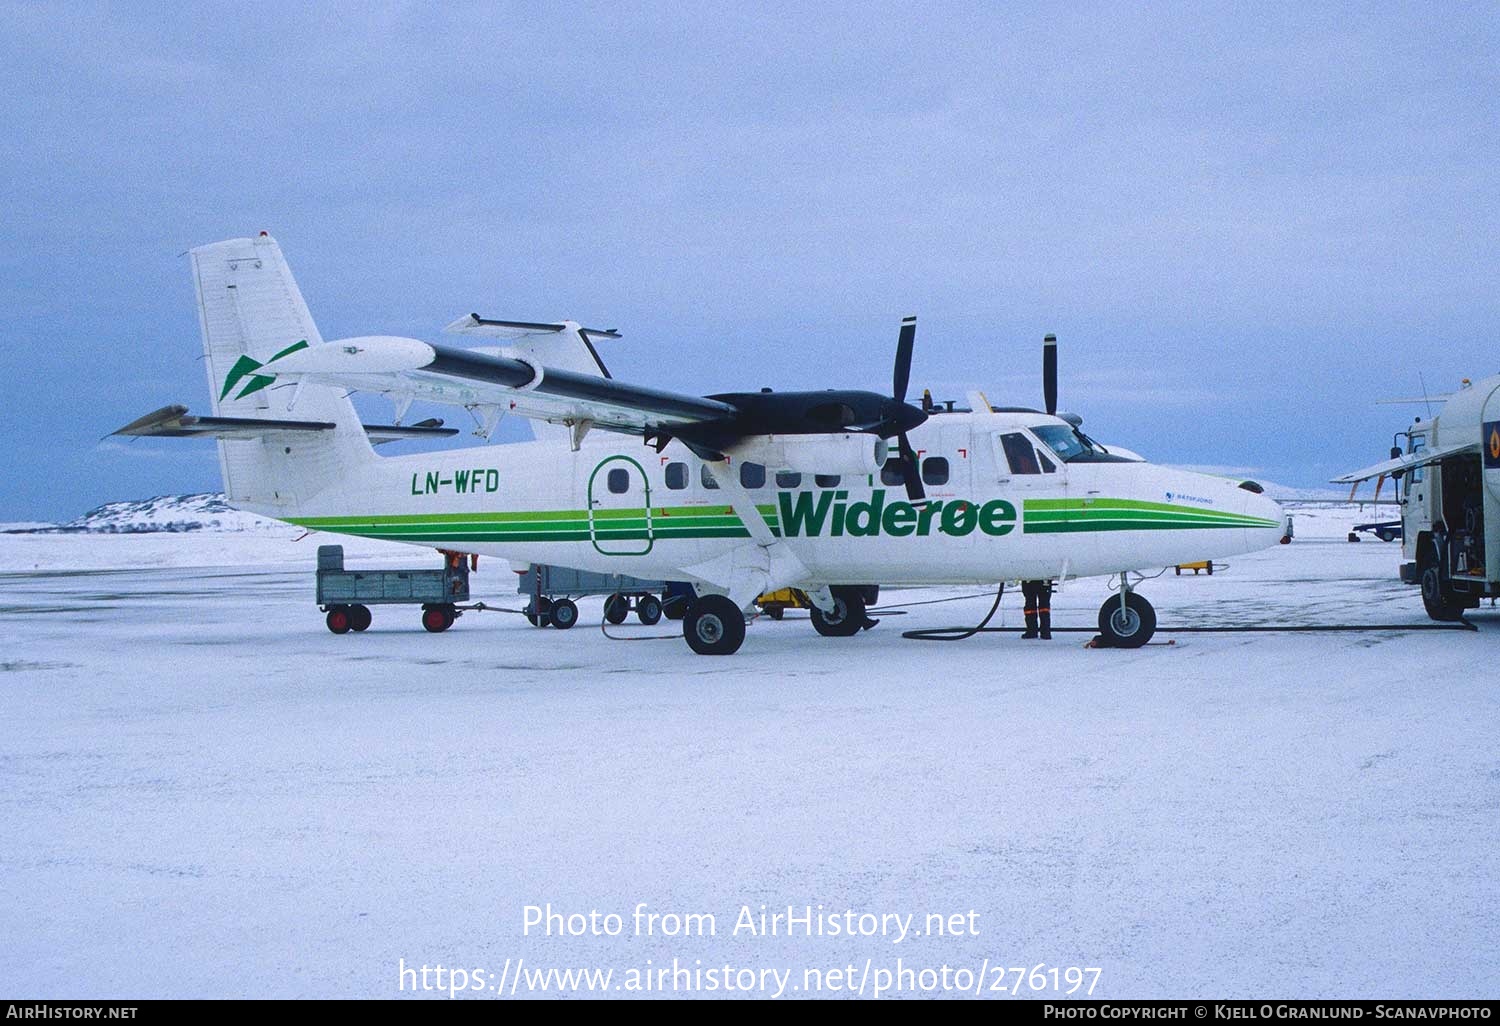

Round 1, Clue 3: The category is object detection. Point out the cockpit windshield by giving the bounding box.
[1032,424,1097,463]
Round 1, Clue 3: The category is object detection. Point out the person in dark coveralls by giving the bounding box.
[1021,579,1052,640]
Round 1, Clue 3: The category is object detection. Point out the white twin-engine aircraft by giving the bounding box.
[116,234,1286,654]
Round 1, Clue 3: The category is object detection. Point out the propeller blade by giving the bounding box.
[897,432,926,503]
[1043,333,1058,416]
[893,316,916,404]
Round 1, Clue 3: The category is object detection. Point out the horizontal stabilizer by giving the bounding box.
[112,405,457,444]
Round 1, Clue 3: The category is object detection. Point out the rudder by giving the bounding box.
[191,233,374,515]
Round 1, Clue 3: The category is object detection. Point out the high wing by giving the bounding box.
[253,335,738,441]
[111,404,459,445]
[201,320,930,484]
[1330,438,1479,484]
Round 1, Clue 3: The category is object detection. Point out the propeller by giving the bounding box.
[891,316,925,503]
[1043,333,1058,416]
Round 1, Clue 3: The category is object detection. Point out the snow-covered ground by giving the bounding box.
[1,505,1496,999]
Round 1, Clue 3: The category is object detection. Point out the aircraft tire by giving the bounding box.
[349,604,372,632]
[810,593,866,637]
[1096,592,1156,648]
[326,606,352,634]
[637,595,663,625]
[603,594,629,624]
[684,595,746,655]
[550,598,579,630]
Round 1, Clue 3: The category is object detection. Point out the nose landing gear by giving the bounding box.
[1095,574,1157,648]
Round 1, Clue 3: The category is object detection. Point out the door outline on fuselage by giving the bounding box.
[587,455,654,556]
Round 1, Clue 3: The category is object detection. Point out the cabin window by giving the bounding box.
[664,462,688,490]
[880,458,906,486]
[739,462,766,489]
[775,470,802,489]
[922,456,950,486]
[606,468,630,494]
[700,464,721,490]
[1038,450,1057,473]
[814,474,841,488]
[1000,433,1042,475]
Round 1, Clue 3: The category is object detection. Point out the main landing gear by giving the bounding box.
[683,594,747,656]
[809,586,879,638]
[1094,575,1156,648]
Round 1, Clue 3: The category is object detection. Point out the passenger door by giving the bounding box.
[587,455,654,556]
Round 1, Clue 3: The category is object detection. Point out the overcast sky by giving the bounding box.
[2,2,1495,521]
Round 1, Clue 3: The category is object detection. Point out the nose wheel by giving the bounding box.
[1096,581,1156,648]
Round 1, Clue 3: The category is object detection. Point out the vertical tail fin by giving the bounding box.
[191,234,375,515]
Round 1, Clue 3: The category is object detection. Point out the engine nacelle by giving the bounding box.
[723,433,888,476]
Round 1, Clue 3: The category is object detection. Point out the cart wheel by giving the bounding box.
[550,598,579,630]
[326,606,352,634]
[525,597,553,627]
[349,604,372,632]
[422,606,452,633]
[765,606,785,621]
[604,593,629,624]
[637,595,663,625]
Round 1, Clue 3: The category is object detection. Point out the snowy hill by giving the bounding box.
[26,493,291,535]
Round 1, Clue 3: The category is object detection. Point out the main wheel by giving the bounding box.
[684,595,746,655]
[326,606,352,634]
[636,595,663,625]
[1097,592,1156,648]
[349,604,372,632]
[1421,566,1466,622]
[810,592,866,637]
[603,593,629,624]
[550,598,579,630]
[422,605,454,633]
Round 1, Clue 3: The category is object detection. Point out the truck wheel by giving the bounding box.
[422,606,452,633]
[350,604,372,632]
[684,595,746,655]
[550,598,579,630]
[637,595,663,625]
[810,593,865,637]
[326,606,352,634]
[1420,567,1466,622]
[1097,592,1156,648]
[603,594,629,624]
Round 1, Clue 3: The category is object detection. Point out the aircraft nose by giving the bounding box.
[1246,492,1288,544]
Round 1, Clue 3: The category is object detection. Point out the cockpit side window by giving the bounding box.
[1000,433,1042,475]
